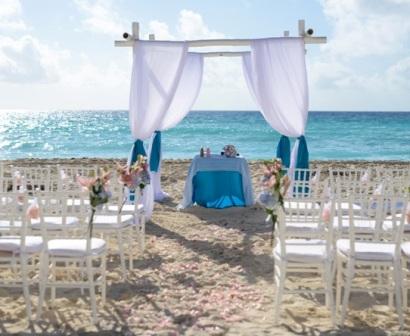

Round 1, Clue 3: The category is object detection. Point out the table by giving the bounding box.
[180,154,254,209]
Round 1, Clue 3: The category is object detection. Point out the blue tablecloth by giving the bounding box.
[180,155,254,209]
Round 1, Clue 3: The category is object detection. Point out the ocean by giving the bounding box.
[0,110,409,161]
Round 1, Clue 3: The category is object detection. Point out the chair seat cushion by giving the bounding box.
[402,242,410,258]
[91,214,134,229]
[274,239,331,263]
[47,238,106,257]
[333,216,376,232]
[30,216,80,230]
[106,203,144,213]
[0,220,23,228]
[337,239,396,261]
[383,215,409,232]
[285,221,321,233]
[0,236,43,254]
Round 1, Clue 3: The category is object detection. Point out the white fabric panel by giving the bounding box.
[242,38,309,137]
[147,52,204,201]
[129,41,188,140]
[160,53,204,130]
[141,183,154,220]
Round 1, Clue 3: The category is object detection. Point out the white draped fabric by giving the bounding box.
[148,52,204,201]
[242,38,308,171]
[129,41,188,140]
[242,38,308,138]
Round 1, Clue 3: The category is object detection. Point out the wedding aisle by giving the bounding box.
[1,159,409,335]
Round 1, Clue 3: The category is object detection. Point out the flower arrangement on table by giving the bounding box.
[258,158,291,245]
[223,144,238,158]
[77,169,112,237]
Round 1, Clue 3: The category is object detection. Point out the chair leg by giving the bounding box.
[86,256,97,324]
[20,255,32,320]
[336,257,342,311]
[393,261,404,329]
[117,230,127,279]
[325,261,336,328]
[101,254,106,305]
[388,267,394,308]
[37,253,48,320]
[340,260,354,326]
[139,215,145,253]
[128,226,134,271]
[273,261,286,325]
[51,260,56,302]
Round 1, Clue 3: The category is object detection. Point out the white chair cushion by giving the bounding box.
[0,220,23,228]
[274,239,331,263]
[383,215,409,232]
[106,203,144,213]
[30,216,80,230]
[332,216,376,232]
[402,242,410,258]
[47,238,106,257]
[0,236,43,254]
[285,221,321,233]
[337,239,396,261]
[91,214,133,229]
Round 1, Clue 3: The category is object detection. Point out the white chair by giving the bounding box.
[273,198,335,326]
[335,194,407,328]
[36,192,106,324]
[90,183,136,277]
[0,192,44,320]
[11,166,52,193]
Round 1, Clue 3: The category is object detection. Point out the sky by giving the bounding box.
[0,0,410,112]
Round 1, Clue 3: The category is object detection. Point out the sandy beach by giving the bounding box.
[0,159,409,336]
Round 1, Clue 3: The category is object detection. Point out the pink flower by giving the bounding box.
[321,202,332,223]
[76,175,96,189]
[26,200,39,220]
[406,203,410,225]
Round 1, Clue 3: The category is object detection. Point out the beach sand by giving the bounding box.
[0,159,409,335]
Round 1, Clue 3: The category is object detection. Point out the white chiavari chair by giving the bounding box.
[273,197,336,326]
[0,192,44,320]
[36,192,106,324]
[335,194,407,328]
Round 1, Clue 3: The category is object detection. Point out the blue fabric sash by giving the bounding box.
[129,139,146,165]
[296,135,309,169]
[149,131,161,172]
[276,135,290,167]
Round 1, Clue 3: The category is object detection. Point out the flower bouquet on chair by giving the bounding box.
[77,169,112,237]
[258,158,291,246]
[116,155,150,209]
[223,144,238,158]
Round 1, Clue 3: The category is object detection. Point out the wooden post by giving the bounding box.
[298,19,305,37]
[132,22,139,39]
[283,30,290,37]
[149,34,155,40]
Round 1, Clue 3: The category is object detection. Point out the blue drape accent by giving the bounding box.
[296,135,309,169]
[192,171,245,209]
[276,135,291,167]
[294,135,310,195]
[129,139,146,165]
[149,131,161,172]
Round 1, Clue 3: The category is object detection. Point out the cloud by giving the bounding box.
[73,0,127,37]
[308,0,410,109]
[178,9,225,40]
[148,20,175,40]
[0,0,26,31]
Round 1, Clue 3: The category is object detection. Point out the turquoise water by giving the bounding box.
[0,110,409,161]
